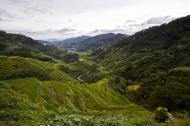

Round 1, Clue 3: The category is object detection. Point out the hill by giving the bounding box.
[91,15,190,111]
[0,77,153,126]
[50,33,127,51]
[0,56,78,83]
[0,15,190,126]
[0,31,79,63]
[0,35,157,126]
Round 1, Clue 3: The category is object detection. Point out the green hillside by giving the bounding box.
[0,78,153,126]
[0,15,190,126]
[0,56,77,83]
[91,15,190,112]
[0,31,79,63]
[0,56,157,125]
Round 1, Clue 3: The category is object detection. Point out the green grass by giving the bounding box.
[0,77,153,126]
[0,56,189,125]
[0,56,78,83]
[0,56,189,126]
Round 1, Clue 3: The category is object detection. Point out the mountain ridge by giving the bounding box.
[91,15,190,111]
[45,33,128,51]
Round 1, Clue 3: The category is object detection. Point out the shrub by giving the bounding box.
[155,107,174,123]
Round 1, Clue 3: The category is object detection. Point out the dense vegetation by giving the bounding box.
[60,59,105,83]
[0,31,79,63]
[0,56,78,83]
[0,15,190,126]
[0,78,155,126]
[91,15,190,112]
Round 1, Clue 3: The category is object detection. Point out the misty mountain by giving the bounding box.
[48,33,127,51]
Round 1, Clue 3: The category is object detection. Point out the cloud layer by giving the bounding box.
[0,0,190,40]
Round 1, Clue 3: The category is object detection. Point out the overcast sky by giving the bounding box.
[0,0,190,40]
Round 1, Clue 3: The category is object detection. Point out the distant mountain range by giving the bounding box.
[40,33,128,51]
[39,36,90,45]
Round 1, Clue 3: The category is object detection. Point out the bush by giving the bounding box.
[155,107,174,123]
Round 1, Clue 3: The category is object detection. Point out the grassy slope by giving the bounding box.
[0,78,153,126]
[0,56,78,83]
[0,55,189,125]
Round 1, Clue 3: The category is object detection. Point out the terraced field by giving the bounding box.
[0,77,154,126]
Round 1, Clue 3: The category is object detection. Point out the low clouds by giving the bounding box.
[55,28,76,33]
[89,28,127,36]
[125,16,174,27]
[118,16,177,35]
[88,16,177,36]
[145,16,174,25]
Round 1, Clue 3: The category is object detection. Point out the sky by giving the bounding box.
[0,0,190,40]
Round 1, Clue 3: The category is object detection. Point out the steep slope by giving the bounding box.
[91,15,190,111]
[52,33,127,51]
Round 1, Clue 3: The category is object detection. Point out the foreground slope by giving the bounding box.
[0,78,153,126]
[0,55,155,125]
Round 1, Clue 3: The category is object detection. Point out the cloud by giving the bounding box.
[0,8,25,22]
[1,0,190,40]
[145,16,172,25]
[55,28,76,33]
[88,28,128,36]
[87,15,178,36]
[0,8,15,19]
[10,0,28,4]
[127,16,173,28]
[22,28,76,35]
[4,28,79,40]
[22,7,47,15]
[2,0,49,17]
[121,16,177,34]
[125,20,134,24]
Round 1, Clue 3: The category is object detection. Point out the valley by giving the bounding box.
[0,15,190,126]
[0,56,154,126]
